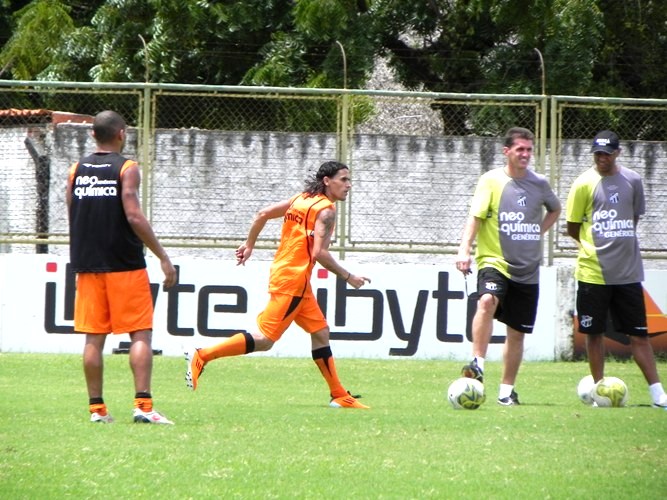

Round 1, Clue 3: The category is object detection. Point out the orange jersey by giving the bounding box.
[268,193,334,296]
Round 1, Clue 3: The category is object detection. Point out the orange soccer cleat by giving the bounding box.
[329,392,370,409]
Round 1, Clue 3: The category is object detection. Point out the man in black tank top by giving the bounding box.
[66,110,177,424]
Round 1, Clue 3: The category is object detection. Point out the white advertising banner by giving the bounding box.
[0,254,562,360]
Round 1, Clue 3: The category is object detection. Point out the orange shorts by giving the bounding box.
[74,269,153,334]
[257,292,328,342]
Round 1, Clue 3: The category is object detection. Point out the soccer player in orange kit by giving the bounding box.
[185,161,371,408]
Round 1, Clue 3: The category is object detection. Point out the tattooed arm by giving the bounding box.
[312,206,370,289]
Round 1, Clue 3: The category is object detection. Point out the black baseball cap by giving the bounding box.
[591,130,620,154]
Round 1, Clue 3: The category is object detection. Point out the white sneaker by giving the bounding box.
[184,348,205,391]
[133,408,174,425]
[90,412,114,423]
[652,393,667,409]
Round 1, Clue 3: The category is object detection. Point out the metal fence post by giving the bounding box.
[139,84,153,222]
[337,92,350,260]
[548,96,560,266]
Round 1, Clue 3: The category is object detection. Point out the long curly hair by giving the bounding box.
[303,161,348,196]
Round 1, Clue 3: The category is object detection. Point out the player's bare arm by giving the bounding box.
[65,176,73,211]
[456,215,481,275]
[541,207,561,235]
[566,221,582,243]
[236,199,291,265]
[121,165,176,288]
[313,207,370,289]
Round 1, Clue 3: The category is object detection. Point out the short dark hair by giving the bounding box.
[504,127,534,148]
[93,110,126,143]
[303,161,348,196]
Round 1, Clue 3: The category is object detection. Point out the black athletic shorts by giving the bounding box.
[576,281,648,336]
[476,267,539,334]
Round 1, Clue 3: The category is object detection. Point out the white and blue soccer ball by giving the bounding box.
[591,376,628,407]
[577,375,595,405]
[447,377,486,410]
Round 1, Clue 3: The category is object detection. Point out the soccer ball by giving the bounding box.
[447,377,486,410]
[591,376,628,407]
[577,375,595,405]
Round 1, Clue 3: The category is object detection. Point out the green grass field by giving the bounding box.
[1,353,665,499]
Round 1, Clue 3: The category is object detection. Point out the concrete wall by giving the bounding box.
[2,122,665,256]
[2,124,666,358]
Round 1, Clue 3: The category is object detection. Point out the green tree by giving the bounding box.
[2,0,666,134]
[0,1,33,74]
[359,0,605,96]
[0,0,77,80]
[0,0,294,84]
[593,0,667,98]
[243,0,376,89]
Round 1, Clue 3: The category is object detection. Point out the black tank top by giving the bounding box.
[69,152,146,273]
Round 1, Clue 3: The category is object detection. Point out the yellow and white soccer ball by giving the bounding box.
[447,377,486,410]
[591,376,628,407]
[577,375,595,405]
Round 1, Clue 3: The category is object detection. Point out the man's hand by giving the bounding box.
[236,244,252,266]
[161,257,177,289]
[346,274,371,289]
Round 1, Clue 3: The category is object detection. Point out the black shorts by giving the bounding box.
[476,267,539,334]
[576,281,647,336]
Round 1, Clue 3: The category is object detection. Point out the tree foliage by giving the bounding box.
[1,0,666,98]
[0,0,75,80]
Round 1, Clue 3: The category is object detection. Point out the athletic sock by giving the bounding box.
[649,382,665,403]
[498,384,513,399]
[198,332,255,362]
[474,356,485,372]
[89,398,107,416]
[134,392,153,412]
[312,346,347,398]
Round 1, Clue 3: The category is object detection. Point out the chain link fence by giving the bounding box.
[1,81,665,262]
[552,97,667,258]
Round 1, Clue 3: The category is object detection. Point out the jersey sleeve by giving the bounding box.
[632,174,646,218]
[68,162,79,183]
[469,174,492,219]
[542,179,561,213]
[566,178,588,223]
[119,160,138,177]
